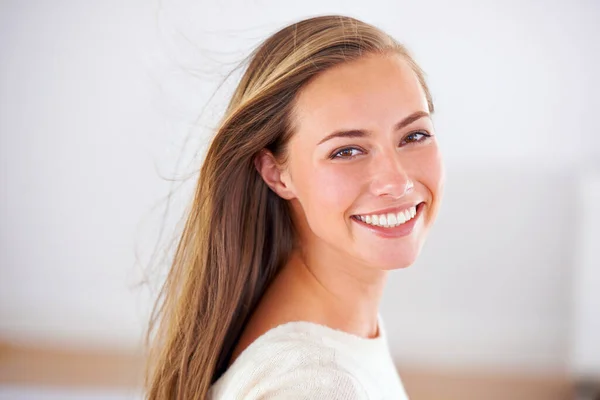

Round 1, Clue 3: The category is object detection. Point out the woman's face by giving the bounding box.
[280,53,444,270]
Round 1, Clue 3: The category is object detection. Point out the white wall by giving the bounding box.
[1,0,598,372]
[569,172,600,378]
[0,386,140,400]
[383,164,576,371]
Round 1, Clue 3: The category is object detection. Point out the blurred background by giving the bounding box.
[1,0,599,399]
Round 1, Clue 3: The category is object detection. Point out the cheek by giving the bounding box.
[295,163,362,226]
[417,144,444,219]
[308,166,359,216]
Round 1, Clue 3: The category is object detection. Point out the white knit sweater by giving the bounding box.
[208,316,409,399]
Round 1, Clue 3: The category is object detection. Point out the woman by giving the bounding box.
[146,15,444,400]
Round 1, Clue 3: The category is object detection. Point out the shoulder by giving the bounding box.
[209,328,369,400]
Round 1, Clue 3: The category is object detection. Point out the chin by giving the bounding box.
[379,257,418,271]
[365,246,423,271]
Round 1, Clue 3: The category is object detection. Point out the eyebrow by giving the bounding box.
[317,111,431,145]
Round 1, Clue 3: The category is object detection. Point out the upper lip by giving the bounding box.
[354,201,423,216]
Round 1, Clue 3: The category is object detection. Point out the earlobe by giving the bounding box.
[254,150,296,200]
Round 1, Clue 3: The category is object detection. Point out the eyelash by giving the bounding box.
[329,131,432,160]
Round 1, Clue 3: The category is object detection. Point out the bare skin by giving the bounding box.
[230,52,444,366]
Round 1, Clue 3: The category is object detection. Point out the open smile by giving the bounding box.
[351,202,425,238]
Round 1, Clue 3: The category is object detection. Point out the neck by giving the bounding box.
[283,245,388,338]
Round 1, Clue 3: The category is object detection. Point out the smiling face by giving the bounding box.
[266,52,444,270]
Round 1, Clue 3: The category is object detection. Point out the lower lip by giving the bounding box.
[351,203,424,238]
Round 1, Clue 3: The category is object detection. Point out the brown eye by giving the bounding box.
[331,147,363,159]
[401,131,431,146]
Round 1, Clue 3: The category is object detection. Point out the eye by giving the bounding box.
[401,131,431,146]
[331,147,364,159]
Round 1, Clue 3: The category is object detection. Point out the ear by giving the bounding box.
[254,150,296,200]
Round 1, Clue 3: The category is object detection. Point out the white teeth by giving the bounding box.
[379,214,387,226]
[397,211,406,224]
[355,205,418,228]
[387,213,397,225]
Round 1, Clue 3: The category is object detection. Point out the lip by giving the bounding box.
[351,202,425,239]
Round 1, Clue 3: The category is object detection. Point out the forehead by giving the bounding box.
[292,53,429,135]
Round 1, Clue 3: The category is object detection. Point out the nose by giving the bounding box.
[370,150,414,199]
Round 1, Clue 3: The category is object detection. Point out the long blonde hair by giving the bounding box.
[145,15,434,400]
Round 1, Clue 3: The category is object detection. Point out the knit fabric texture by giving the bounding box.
[208,316,409,399]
